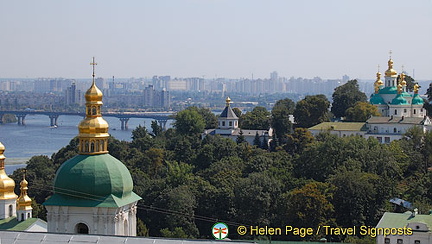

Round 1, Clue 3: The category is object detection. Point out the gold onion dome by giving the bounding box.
[0,142,18,200]
[385,59,398,77]
[226,97,232,106]
[17,174,32,210]
[400,73,407,87]
[77,58,109,155]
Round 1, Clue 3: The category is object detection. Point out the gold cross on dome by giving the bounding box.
[90,57,97,78]
[389,50,392,59]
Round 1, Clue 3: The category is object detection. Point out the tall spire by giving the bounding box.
[0,142,18,201]
[77,57,110,155]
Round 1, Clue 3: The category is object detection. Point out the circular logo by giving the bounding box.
[212,222,229,240]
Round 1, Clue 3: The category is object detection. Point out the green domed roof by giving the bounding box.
[391,94,409,105]
[412,94,424,105]
[370,94,386,105]
[379,86,398,94]
[44,154,141,207]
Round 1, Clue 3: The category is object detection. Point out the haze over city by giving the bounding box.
[1,0,432,79]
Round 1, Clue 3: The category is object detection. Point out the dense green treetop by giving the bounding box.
[293,94,330,128]
[240,106,271,130]
[345,101,380,122]
[271,98,295,143]
[331,80,367,118]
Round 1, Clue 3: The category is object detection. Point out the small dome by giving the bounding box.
[370,94,385,105]
[44,154,141,207]
[385,59,398,77]
[412,94,424,105]
[391,94,409,105]
[17,177,32,210]
[85,82,103,103]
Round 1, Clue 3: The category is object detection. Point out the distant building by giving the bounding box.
[203,97,272,146]
[376,211,432,244]
[65,83,83,106]
[143,85,170,109]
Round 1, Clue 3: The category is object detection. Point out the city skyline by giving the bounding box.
[1,0,432,79]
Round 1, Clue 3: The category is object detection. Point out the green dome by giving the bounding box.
[379,86,398,94]
[412,94,424,105]
[370,94,385,105]
[391,94,409,105]
[44,154,141,207]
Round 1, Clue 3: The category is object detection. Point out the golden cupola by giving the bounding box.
[16,174,32,211]
[385,58,398,77]
[0,142,18,200]
[77,57,110,155]
[374,71,384,94]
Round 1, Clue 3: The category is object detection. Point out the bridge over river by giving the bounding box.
[0,110,174,130]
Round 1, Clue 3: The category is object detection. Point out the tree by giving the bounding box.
[345,101,380,122]
[253,132,261,147]
[174,108,205,135]
[196,107,218,129]
[151,120,163,136]
[293,95,330,128]
[241,106,271,130]
[283,128,314,155]
[285,182,335,229]
[232,107,242,118]
[331,80,367,118]
[236,129,246,144]
[271,98,295,143]
[131,125,149,140]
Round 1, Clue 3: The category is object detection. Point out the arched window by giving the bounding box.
[395,110,397,115]
[92,107,97,115]
[75,223,89,234]
[21,213,24,221]
[229,121,232,126]
[85,141,89,152]
[27,213,31,219]
[90,142,95,152]
[9,205,13,217]
[101,140,105,151]
[222,121,225,126]
[394,128,397,133]
[414,109,417,114]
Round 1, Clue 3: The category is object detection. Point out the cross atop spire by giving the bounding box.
[90,57,97,81]
[389,50,393,59]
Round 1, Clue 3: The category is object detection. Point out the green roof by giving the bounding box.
[370,93,386,105]
[379,86,398,94]
[309,122,367,131]
[376,212,432,229]
[412,94,424,105]
[0,217,41,231]
[44,154,141,208]
[391,94,409,105]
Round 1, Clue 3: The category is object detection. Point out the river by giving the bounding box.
[0,114,172,174]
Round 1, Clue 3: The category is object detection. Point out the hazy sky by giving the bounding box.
[1,0,432,80]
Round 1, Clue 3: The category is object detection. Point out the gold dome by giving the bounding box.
[77,58,110,155]
[225,97,232,106]
[0,142,18,200]
[400,73,407,87]
[85,82,103,104]
[17,175,32,211]
[385,59,398,77]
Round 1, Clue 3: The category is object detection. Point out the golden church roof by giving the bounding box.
[17,173,32,211]
[0,142,18,200]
